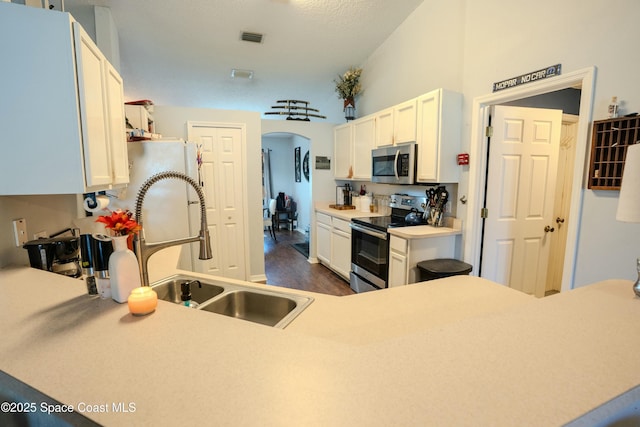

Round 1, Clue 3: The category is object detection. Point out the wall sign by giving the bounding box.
[493,64,561,92]
[315,156,330,170]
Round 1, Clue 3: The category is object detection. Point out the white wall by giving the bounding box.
[152,105,265,282]
[358,0,640,287]
[357,0,465,116]
[461,0,640,287]
[262,135,295,199]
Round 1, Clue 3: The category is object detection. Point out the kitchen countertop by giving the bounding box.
[315,201,386,221]
[0,266,639,426]
[387,221,462,239]
[315,201,462,239]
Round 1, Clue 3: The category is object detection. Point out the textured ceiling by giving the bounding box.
[65,0,424,123]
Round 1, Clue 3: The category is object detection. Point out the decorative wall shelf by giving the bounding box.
[588,116,640,190]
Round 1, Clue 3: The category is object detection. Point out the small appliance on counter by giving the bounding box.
[23,230,81,278]
[79,234,98,295]
[330,184,356,210]
[92,234,114,299]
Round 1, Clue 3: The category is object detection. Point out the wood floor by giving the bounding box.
[263,228,355,296]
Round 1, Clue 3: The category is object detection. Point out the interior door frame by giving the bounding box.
[465,67,596,293]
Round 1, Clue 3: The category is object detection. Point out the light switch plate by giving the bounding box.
[12,218,27,247]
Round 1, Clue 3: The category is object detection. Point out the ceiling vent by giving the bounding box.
[241,31,263,44]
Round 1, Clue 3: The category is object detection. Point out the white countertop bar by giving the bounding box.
[0,267,638,426]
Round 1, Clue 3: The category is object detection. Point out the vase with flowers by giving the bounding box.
[334,67,362,121]
[96,209,142,303]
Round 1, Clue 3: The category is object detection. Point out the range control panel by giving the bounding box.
[389,194,427,212]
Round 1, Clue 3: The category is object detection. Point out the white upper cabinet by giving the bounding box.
[104,62,129,185]
[351,115,376,179]
[333,114,376,180]
[75,22,112,188]
[415,89,462,183]
[333,123,352,179]
[393,99,418,145]
[374,108,394,147]
[375,99,417,147]
[334,88,462,184]
[0,4,128,195]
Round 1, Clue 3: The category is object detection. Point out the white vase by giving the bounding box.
[109,235,141,303]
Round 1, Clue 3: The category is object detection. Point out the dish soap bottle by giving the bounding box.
[181,281,199,308]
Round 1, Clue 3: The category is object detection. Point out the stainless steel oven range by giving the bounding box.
[350,194,427,293]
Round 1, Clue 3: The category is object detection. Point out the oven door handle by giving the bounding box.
[394,149,400,180]
[350,223,388,240]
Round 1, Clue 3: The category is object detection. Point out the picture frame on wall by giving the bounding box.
[315,156,330,170]
[294,147,301,182]
[303,150,310,181]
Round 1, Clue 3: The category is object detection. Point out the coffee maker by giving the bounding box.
[23,231,81,278]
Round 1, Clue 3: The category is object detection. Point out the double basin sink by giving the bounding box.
[151,274,313,329]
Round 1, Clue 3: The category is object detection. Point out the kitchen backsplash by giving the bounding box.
[334,181,458,216]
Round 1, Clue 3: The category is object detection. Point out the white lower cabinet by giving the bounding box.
[388,234,458,286]
[330,218,352,279]
[316,212,332,264]
[0,4,128,195]
[315,212,352,281]
[388,236,408,287]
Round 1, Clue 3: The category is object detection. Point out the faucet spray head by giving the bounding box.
[199,228,213,260]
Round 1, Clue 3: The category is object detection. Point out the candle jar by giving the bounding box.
[127,287,158,316]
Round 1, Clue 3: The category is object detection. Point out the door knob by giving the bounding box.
[556,217,565,224]
[544,225,555,233]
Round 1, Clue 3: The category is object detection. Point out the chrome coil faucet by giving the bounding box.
[133,171,212,286]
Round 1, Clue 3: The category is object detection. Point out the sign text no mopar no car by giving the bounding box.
[493,64,562,92]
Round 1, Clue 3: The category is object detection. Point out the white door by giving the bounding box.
[545,115,579,293]
[188,124,246,280]
[481,106,562,297]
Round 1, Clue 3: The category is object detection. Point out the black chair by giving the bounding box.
[274,193,296,231]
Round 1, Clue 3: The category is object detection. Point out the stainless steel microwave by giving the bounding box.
[371,143,416,184]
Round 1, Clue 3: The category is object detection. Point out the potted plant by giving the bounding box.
[334,67,362,121]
